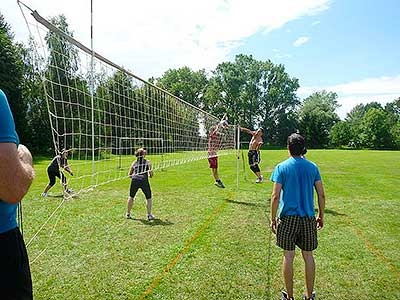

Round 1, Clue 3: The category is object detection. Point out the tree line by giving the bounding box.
[1,13,399,153]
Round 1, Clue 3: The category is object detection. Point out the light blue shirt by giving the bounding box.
[0,89,20,233]
[270,156,321,218]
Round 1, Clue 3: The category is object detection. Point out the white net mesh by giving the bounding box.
[21,6,236,196]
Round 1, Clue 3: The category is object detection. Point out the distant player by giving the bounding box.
[239,126,264,183]
[126,148,155,221]
[208,114,228,188]
[42,149,73,196]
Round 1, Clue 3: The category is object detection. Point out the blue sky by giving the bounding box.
[2,0,400,118]
[232,0,400,86]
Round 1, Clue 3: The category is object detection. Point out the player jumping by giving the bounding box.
[239,126,264,183]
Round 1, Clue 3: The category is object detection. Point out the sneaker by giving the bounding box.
[126,213,132,219]
[282,291,294,300]
[147,214,155,221]
[255,176,263,183]
[41,192,48,197]
[66,189,74,194]
[303,292,316,300]
[214,180,225,188]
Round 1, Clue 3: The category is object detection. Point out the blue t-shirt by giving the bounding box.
[270,156,321,218]
[0,89,20,234]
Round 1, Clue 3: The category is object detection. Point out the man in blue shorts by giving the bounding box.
[0,89,35,299]
[270,133,325,300]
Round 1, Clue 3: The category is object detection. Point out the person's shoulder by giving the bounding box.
[275,158,291,169]
[0,89,6,100]
[303,159,319,170]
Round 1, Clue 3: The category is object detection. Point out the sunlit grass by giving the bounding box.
[23,150,399,299]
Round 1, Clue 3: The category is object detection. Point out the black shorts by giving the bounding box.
[47,167,66,186]
[276,215,318,251]
[0,227,33,300]
[248,150,260,166]
[130,179,152,199]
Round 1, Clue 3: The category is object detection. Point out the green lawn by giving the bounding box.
[22,150,400,299]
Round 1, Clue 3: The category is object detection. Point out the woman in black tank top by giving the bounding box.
[126,148,155,221]
[42,149,74,197]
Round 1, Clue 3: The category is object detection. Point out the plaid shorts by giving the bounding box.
[276,215,318,251]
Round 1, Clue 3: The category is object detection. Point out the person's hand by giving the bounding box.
[316,216,324,230]
[70,172,74,176]
[18,144,33,166]
[270,219,277,234]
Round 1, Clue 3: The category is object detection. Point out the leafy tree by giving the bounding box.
[155,67,208,108]
[385,97,400,122]
[298,90,340,148]
[205,54,299,145]
[358,108,394,149]
[18,41,51,153]
[329,121,352,147]
[0,13,29,143]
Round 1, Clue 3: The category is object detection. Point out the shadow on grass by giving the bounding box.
[47,194,64,198]
[227,199,266,208]
[317,208,346,216]
[133,218,174,226]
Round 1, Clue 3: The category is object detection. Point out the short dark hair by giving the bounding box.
[287,133,306,156]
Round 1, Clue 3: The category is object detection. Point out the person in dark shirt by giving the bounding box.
[42,149,73,197]
[126,148,155,221]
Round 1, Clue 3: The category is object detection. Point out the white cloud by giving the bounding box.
[4,0,330,78]
[311,20,321,26]
[298,75,400,119]
[293,36,310,47]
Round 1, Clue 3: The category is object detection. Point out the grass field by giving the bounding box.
[22,150,399,299]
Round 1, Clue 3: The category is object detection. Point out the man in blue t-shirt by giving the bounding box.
[0,89,35,299]
[270,133,325,300]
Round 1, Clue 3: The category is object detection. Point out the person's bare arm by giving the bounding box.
[148,161,154,178]
[128,163,135,177]
[239,126,254,135]
[64,163,73,176]
[0,143,35,204]
[270,182,282,234]
[314,180,325,229]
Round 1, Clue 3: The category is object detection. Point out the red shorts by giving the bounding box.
[208,156,218,169]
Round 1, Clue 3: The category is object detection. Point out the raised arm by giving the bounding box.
[239,126,254,135]
[314,180,325,229]
[0,143,35,204]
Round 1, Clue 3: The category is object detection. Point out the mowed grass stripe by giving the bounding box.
[139,192,235,299]
[331,205,400,281]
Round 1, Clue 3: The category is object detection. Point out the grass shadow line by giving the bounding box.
[133,218,174,226]
[227,199,266,208]
[322,208,346,216]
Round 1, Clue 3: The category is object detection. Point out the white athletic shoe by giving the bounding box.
[66,189,74,194]
[147,214,155,221]
[41,192,48,197]
[256,176,263,183]
[126,213,132,219]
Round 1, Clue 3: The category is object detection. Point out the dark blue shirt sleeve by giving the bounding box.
[0,90,19,145]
